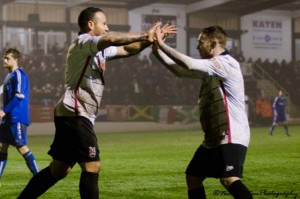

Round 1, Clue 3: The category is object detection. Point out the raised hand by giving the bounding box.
[155,25,164,44]
[146,22,161,43]
[160,23,177,40]
[153,22,177,52]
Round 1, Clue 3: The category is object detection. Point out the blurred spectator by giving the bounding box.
[235,49,246,63]
[261,97,273,125]
[254,94,263,125]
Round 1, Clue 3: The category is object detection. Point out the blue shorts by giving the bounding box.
[0,123,28,146]
[274,112,286,123]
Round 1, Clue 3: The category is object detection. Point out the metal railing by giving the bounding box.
[251,62,288,96]
[249,62,296,118]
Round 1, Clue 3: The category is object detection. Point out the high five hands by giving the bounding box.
[152,22,177,51]
[146,22,177,43]
[158,22,177,41]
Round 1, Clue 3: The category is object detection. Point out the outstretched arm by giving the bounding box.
[97,31,150,51]
[112,40,151,59]
[97,22,159,58]
[152,43,203,79]
[111,23,177,59]
[154,26,209,73]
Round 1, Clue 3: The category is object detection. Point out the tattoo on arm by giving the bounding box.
[99,32,148,50]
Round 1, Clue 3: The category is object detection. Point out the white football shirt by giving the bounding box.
[55,33,117,124]
[156,49,250,147]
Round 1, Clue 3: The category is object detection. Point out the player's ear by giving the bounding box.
[211,41,216,48]
[87,20,94,31]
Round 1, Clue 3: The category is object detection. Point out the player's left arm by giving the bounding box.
[112,23,177,59]
[153,46,203,79]
[155,25,210,73]
[109,23,157,59]
[111,41,151,59]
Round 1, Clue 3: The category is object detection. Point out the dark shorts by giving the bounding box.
[274,112,286,123]
[0,123,28,146]
[185,144,247,178]
[48,116,100,165]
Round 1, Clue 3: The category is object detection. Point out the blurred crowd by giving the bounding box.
[1,45,299,112]
[0,45,200,106]
[250,57,300,107]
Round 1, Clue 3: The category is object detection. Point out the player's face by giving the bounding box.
[90,11,109,36]
[3,53,18,71]
[197,33,213,59]
[279,90,284,96]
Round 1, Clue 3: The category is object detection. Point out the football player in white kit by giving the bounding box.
[153,25,252,199]
[17,7,176,199]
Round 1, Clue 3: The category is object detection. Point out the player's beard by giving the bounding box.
[199,47,213,59]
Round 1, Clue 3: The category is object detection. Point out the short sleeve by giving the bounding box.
[90,36,100,53]
[104,46,118,60]
[77,34,101,55]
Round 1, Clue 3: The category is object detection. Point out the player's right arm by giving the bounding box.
[0,71,26,119]
[152,45,203,79]
[3,76,25,111]
[272,96,279,116]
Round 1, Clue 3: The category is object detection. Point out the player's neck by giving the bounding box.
[212,48,225,57]
[8,66,18,73]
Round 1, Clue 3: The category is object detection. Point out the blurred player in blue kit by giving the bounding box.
[269,89,289,136]
[0,48,39,187]
[153,24,252,199]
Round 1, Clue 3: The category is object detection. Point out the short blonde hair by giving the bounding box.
[200,26,228,48]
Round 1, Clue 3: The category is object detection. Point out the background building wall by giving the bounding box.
[128,3,186,59]
[241,10,292,62]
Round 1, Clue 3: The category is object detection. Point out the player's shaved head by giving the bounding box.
[78,7,104,33]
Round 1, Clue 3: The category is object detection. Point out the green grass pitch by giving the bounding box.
[1,125,299,199]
